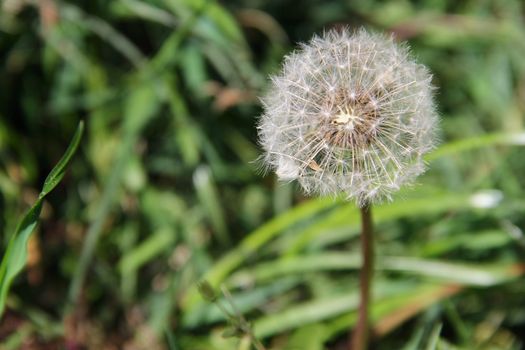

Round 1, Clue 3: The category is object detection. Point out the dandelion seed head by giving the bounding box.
[257,28,439,206]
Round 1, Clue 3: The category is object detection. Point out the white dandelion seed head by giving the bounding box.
[257,28,439,206]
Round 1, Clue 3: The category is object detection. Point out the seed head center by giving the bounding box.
[333,112,361,127]
[333,112,362,130]
[317,88,384,149]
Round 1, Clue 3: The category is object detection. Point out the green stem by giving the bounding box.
[221,286,267,350]
[251,336,266,350]
[351,203,374,350]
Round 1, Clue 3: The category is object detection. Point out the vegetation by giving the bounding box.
[1,0,525,349]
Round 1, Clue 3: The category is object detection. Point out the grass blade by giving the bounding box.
[0,121,84,317]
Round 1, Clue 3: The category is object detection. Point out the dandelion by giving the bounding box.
[257,28,439,350]
[257,28,438,206]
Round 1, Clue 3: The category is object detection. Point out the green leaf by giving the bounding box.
[283,324,327,350]
[41,120,85,196]
[252,280,406,339]
[118,227,176,274]
[0,121,84,318]
[229,253,520,288]
[425,131,525,162]
[253,290,361,339]
[283,190,471,256]
[425,324,443,350]
[193,166,229,245]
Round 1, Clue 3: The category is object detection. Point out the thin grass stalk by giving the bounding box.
[351,203,374,350]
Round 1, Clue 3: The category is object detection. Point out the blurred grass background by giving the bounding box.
[1,0,525,349]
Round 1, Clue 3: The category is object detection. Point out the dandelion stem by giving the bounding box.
[351,202,374,350]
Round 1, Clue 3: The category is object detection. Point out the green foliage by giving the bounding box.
[1,0,525,349]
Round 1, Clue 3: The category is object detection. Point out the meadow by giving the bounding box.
[1,0,525,349]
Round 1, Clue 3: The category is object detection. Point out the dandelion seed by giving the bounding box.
[257,28,438,206]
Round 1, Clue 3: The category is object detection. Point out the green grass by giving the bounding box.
[1,0,525,349]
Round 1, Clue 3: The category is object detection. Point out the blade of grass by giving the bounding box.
[184,276,298,327]
[67,85,159,307]
[228,253,523,288]
[425,131,525,162]
[0,121,84,317]
[193,166,229,245]
[61,4,146,68]
[120,0,178,27]
[283,190,471,256]
[118,227,176,274]
[425,323,443,350]
[324,284,461,343]
[165,326,178,350]
[180,197,337,310]
[251,280,407,339]
[326,262,524,342]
